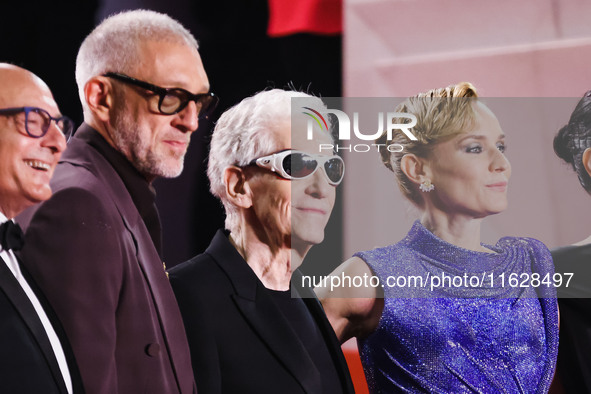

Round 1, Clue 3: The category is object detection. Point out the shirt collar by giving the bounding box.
[0,211,9,225]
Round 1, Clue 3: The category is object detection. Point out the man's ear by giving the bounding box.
[84,76,113,123]
[583,147,591,180]
[400,153,430,185]
[224,166,252,209]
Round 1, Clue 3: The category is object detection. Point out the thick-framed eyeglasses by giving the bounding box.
[103,72,219,119]
[0,107,74,141]
[249,149,345,186]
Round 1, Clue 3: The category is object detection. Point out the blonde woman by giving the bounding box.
[318,83,558,393]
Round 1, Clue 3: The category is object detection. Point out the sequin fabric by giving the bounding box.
[356,221,558,393]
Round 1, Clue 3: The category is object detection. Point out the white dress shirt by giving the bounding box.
[0,212,73,394]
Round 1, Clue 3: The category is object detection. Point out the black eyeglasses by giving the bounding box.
[103,72,218,119]
[250,149,345,186]
[0,107,74,141]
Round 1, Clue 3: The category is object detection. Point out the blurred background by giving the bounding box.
[343,0,591,258]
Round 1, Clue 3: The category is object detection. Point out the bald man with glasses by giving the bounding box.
[18,10,213,394]
[0,63,83,393]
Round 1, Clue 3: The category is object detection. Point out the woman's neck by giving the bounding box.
[420,211,489,252]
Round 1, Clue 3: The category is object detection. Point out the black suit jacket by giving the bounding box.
[168,230,355,394]
[0,255,84,393]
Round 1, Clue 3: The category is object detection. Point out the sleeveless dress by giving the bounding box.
[356,221,558,393]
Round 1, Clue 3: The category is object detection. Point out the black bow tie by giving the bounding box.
[0,221,25,252]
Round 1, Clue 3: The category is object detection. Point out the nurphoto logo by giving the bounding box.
[302,106,418,153]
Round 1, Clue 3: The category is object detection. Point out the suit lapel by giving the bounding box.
[62,134,192,393]
[232,294,321,393]
[207,231,321,393]
[19,258,85,394]
[123,212,191,391]
[0,256,69,394]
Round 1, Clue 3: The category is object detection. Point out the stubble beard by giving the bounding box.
[111,109,185,180]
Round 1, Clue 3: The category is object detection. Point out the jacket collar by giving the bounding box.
[206,230,322,392]
[204,230,354,393]
[59,124,192,393]
[0,255,71,393]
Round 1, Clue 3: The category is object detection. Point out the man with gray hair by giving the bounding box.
[19,10,214,393]
[169,89,354,393]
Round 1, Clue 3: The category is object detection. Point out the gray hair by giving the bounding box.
[208,89,330,232]
[75,9,199,119]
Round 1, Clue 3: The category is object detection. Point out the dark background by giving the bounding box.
[1,0,342,277]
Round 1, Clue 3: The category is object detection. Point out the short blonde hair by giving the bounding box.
[378,82,478,204]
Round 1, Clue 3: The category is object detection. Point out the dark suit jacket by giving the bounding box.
[168,230,355,394]
[18,125,195,394]
[0,255,84,393]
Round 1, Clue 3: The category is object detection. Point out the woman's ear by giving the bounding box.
[400,153,430,185]
[583,147,591,179]
[84,76,113,123]
[224,166,252,209]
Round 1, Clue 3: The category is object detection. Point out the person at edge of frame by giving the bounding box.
[0,63,84,393]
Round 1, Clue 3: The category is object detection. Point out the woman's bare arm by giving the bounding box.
[315,257,384,343]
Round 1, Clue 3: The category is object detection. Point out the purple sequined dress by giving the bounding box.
[356,221,558,393]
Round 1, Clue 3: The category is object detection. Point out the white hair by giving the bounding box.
[75,9,199,119]
[207,89,331,232]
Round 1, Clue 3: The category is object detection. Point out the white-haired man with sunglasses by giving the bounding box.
[0,63,84,393]
[18,10,212,394]
[168,89,354,394]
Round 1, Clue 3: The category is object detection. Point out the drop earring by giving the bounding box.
[419,179,434,192]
